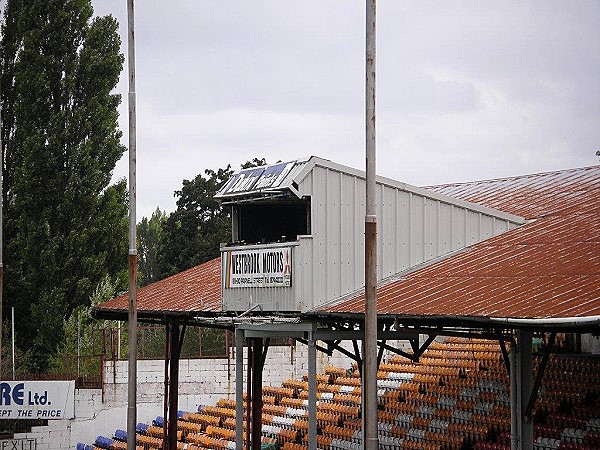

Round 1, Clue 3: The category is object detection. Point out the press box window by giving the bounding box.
[234,199,310,244]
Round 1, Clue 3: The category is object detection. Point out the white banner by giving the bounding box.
[225,246,292,288]
[0,381,75,420]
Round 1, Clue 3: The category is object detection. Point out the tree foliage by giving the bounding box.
[154,158,267,279]
[137,208,167,286]
[0,0,128,371]
[49,275,119,376]
[157,166,234,278]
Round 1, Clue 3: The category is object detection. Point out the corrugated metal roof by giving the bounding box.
[96,257,221,315]
[426,166,599,220]
[96,165,599,324]
[318,166,600,320]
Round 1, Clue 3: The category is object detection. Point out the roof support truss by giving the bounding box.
[525,332,556,420]
[377,334,436,363]
[499,339,511,375]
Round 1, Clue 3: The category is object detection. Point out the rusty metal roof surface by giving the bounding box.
[96,257,221,316]
[318,166,600,320]
[426,166,600,220]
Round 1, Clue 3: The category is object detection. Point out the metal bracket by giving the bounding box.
[327,340,342,355]
[295,338,353,361]
[261,338,271,368]
[376,323,387,368]
[499,339,511,375]
[352,340,363,377]
[377,340,386,368]
[377,334,436,362]
[377,341,417,362]
[525,332,556,420]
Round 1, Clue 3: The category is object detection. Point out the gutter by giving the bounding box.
[489,315,600,328]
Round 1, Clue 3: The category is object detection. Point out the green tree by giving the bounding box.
[0,0,128,371]
[241,157,267,169]
[137,208,167,286]
[50,275,119,376]
[158,166,234,278]
[157,159,267,278]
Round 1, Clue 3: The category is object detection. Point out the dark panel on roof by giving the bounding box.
[217,160,298,196]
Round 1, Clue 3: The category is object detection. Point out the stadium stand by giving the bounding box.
[77,337,600,450]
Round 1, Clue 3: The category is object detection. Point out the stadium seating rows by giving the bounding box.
[77,337,600,450]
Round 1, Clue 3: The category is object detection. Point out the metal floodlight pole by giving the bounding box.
[126,0,138,449]
[0,107,3,378]
[11,307,15,380]
[364,0,378,449]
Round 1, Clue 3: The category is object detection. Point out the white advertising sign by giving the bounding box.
[0,381,75,420]
[225,247,292,288]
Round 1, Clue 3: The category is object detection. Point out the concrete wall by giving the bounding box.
[582,333,600,354]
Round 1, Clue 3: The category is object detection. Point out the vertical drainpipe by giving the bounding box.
[163,324,171,450]
[0,109,3,378]
[519,330,533,450]
[126,0,138,449]
[510,340,519,450]
[235,328,244,450]
[251,338,263,450]
[307,330,317,450]
[246,342,252,449]
[364,0,378,449]
[168,325,181,450]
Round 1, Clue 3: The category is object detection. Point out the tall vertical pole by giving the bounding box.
[364,0,378,449]
[0,107,4,378]
[126,0,138,449]
[11,307,15,380]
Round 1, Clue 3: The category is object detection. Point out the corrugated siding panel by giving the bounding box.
[410,194,424,266]
[425,198,437,261]
[312,167,328,307]
[340,172,355,293]
[380,183,394,279]
[297,237,313,310]
[354,177,365,290]
[327,169,342,301]
[398,191,411,271]
[452,205,466,250]
[438,203,453,255]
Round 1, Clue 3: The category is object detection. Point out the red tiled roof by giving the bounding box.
[96,257,221,315]
[319,166,600,320]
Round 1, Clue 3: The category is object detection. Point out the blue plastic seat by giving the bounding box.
[113,429,127,441]
[93,436,113,449]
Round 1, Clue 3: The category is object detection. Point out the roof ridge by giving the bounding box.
[425,165,600,190]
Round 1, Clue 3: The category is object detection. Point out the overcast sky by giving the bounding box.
[90,1,600,220]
